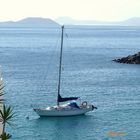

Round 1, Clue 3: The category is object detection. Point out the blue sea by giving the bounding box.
[0,25,140,140]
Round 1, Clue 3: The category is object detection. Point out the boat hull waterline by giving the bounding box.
[34,105,95,117]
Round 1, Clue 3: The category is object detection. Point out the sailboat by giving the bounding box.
[33,26,97,117]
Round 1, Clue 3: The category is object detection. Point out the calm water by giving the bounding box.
[0,26,140,140]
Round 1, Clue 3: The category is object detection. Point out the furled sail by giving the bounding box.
[57,94,78,102]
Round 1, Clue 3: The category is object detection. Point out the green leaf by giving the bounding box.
[0,105,15,125]
[0,132,12,140]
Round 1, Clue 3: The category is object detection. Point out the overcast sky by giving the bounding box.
[0,0,140,21]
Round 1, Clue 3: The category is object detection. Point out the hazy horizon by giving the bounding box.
[1,16,140,26]
[0,16,140,23]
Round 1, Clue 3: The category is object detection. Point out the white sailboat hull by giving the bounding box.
[34,105,94,117]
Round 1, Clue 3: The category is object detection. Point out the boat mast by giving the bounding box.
[57,25,64,106]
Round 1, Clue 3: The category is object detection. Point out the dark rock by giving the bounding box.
[113,52,140,64]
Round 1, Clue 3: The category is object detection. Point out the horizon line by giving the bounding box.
[0,16,140,22]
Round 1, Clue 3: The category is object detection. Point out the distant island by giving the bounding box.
[0,17,60,27]
[0,17,140,27]
[56,17,140,26]
[113,52,140,64]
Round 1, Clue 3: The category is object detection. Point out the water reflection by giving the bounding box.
[33,115,96,140]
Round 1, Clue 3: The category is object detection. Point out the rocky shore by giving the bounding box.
[113,52,140,64]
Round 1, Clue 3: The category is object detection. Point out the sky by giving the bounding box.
[0,0,140,22]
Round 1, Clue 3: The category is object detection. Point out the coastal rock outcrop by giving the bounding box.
[113,52,140,64]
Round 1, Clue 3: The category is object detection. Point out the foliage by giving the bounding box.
[0,132,12,140]
[0,80,15,140]
[0,105,15,126]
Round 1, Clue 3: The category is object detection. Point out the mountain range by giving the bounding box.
[0,17,60,27]
[0,17,140,27]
